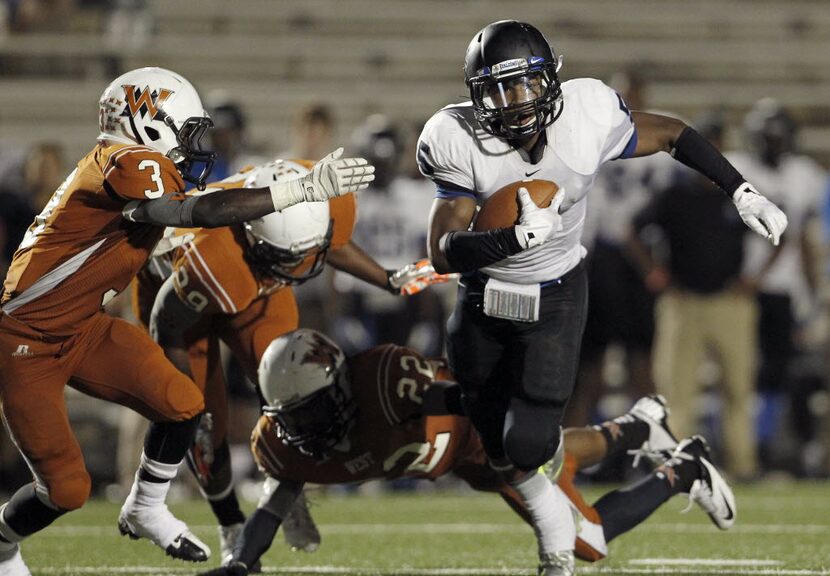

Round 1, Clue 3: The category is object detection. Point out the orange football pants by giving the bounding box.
[0,311,204,511]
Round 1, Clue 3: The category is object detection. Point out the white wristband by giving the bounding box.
[268,181,303,212]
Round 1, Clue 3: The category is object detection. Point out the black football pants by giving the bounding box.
[446,260,588,471]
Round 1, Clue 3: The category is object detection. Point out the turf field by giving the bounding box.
[19,482,830,575]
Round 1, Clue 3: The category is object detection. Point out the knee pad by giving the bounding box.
[503,399,564,471]
[48,470,91,511]
[503,424,562,471]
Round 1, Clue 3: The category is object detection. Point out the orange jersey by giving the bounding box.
[251,344,609,562]
[168,193,355,316]
[137,162,357,318]
[251,344,480,484]
[1,143,184,336]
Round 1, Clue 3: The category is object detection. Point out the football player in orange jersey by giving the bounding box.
[198,329,735,576]
[0,67,374,575]
[135,158,450,564]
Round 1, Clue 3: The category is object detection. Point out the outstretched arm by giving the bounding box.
[327,240,391,290]
[632,111,788,245]
[197,478,305,576]
[126,149,374,228]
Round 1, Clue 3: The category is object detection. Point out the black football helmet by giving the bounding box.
[464,20,564,140]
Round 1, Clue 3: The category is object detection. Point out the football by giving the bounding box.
[473,179,560,231]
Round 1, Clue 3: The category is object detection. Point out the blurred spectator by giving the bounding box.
[104,0,153,50]
[281,103,335,162]
[566,68,677,428]
[727,99,828,473]
[5,0,75,33]
[628,112,759,480]
[332,114,445,357]
[204,92,267,181]
[279,103,337,333]
[0,141,65,493]
[0,142,64,276]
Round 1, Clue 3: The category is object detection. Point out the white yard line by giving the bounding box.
[32,565,830,575]
[631,559,782,566]
[42,522,830,536]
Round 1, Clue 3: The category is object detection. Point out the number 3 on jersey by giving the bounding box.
[139,159,165,199]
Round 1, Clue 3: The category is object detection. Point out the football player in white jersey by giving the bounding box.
[418,20,787,576]
[726,99,827,470]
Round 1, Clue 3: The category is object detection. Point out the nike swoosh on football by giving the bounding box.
[525,169,541,177]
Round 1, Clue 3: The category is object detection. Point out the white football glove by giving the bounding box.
[269,147,375,210]
[386,258,456,295]
[732,182,788,246]
[514,187,565,249]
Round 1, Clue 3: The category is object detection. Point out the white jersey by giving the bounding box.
[418,78,636,283]
[728,150,827,315]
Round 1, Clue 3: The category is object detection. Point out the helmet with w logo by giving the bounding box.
[98,67,216,189]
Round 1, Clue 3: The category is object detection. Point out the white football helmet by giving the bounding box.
[243,160,333,283]
[258,329,356,458]
[98,66,216,189]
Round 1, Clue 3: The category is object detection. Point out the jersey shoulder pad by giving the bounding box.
[251,415,286,476]
[350,344,434,425]
[417,104,477,193]
[557,78,636,170]
[200,171,251,194]
[562,78,627,127]
[102,144,184,201]
[329,193,357,248]
[173,227,258,314]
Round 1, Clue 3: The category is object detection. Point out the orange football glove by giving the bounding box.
[386,259,456,296]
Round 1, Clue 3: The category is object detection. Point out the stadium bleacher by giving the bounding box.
[0,0,828,165]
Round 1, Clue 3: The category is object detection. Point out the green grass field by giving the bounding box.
[19,482,830,575]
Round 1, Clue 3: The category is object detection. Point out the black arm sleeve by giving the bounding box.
[124,187,276,228]
[671,127,745,197]
[235,508,281,569]
[440,227,523,273]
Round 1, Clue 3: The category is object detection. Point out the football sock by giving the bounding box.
[209,491,246,528]
[131,452,180,507]
[234,508,280,569]
[510,472,575,555]
[594,457,700,542]
[0,484,65,543]
[594,419,650,460]
[594,474,670,542]
[186,435,245,526]
[144,415,202,467]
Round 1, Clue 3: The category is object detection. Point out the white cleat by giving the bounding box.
[675,435,737,530]
[0,544,31,576]
[625,394,679,465]
[282,491,321,553]
[118,502,211,562]
[537,550,575,576]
